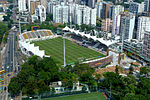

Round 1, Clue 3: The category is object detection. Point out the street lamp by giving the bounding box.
[19,13,21,35]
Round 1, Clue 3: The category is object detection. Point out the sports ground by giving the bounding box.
[33,37,105,66]
[43,92,106,100]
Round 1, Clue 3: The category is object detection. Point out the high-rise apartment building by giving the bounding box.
[40,0,47,10]
[120,12,135,42]
[88,0,95,8]
[142,31,150,61]
[111,5,124,16]
[47,0,59,14]
[137,16,150,41]
[18,0,27,12]
[129,2,144,16]
[53,3,69,23]
[96,1,103,18]
[29,0,41,14]
[101,18,113,32]
[101,2,113,19]
[35,5,46,22]
[74,5,91,25]
[74,4,96,26]
[111,5,124,35]
[144,0,150,12]
[52,3,96,26]
[112,15,121,35]
[90,8,97,26]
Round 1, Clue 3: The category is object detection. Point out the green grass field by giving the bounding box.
[43,92,106,100]
[33,37,105,66]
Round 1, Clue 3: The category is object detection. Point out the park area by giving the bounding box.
[43,92,106,100]
[33,37,105,66]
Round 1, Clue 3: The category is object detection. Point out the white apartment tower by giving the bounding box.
[112,15,121,35]
[96,1,103,18]
[111,5,124,35]
[47,0,58,14]
[52,3,96,25]
[74,5,91,25]
[144,0,150,12]
[120,12,135,42]
[90,8,97,26]
[53,3,69,23]
[142,31,150,61]
[74,5,96,26]
[112,5,124,16]
[35,5,46,22]
[18,0,27,12]
[137,16,150,41]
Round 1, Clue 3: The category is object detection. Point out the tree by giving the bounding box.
[137,77,150,95]
[73,63,95,78]
[8,77,21,97]
[46,14,53,21]
[129,66,134,74]
[95,74,102,81]
[122,75,136,95]
[0,22,8,44]
[82,86,87,92]
[100,72,125,99]
[140,66,150,77]
[75,24,79,30]
[96,16,102,27]
[9,5,13,9]
[62,72,78,89]
[8,56,60,96]
[115,65,119,74]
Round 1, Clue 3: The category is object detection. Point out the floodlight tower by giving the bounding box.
[63,33,66,67]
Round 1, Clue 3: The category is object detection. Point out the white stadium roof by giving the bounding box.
[63,26,117,46]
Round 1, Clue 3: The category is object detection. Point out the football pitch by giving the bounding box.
[33,37,105,66]
[43,92,106,100]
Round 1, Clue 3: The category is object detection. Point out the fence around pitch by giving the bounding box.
[22,86,116,100]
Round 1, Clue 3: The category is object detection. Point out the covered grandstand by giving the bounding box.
[19,29,55,58]
[63,26,118,47]
[19,29,54,42]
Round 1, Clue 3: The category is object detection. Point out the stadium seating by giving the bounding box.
[21,30,54,41]
[39,31,45,37]
[47,31,52,35]
[30,32,37,38]
[23,34,29,39]
[35,31,41,38]
[43,31,49,36]
[27,33,32,38]
[87,55,113,68]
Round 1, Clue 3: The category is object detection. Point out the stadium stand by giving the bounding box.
[39,31,45,37]
[84,55,113,68]
[35,31,40,38]
[30,32,37,38]
[20,30,54,41]
[27,33,32,38]
[43,31,49,36]
[47,31,52,35]
[70,34,83,42]
[23,34,29,39]
[93,42,100,48]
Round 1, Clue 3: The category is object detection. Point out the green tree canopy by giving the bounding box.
[140,66,150,77]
